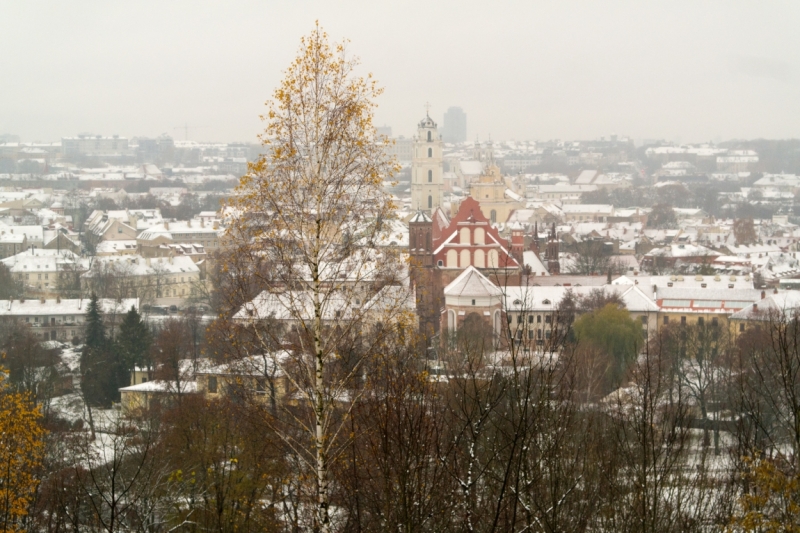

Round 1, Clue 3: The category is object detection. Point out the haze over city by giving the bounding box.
[5,3,800,532]
[2,1,800,143]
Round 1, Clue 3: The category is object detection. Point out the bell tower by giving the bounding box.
[409,210,433,267]
[411,104,443,213]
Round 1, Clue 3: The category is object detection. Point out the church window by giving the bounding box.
[446,250,458,267]
[488,250,499,268]
[460,249,470,268]
[473,249,485,268]
[437,260,443,267]
[460,228,470,244]
[427,131,432,141]
[428,196,432,209]
[474,228,485,245]
[490,210,497,223]
[427,148,432,157]
[428,169,432,182]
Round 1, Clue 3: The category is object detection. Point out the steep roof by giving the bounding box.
[444,266,503,298]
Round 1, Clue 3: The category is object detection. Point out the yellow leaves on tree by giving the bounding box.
[729,457,800,533]
[0,366,45,533]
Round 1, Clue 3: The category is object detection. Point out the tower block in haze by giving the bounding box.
[411,109,444,213]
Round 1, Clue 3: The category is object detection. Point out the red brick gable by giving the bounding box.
[432,197,519,270]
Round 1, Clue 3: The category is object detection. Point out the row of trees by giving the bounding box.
[10,303,800,532]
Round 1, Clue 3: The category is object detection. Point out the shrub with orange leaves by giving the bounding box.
[0,365,46,532]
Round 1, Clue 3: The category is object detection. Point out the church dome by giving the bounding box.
[418,116,437,129]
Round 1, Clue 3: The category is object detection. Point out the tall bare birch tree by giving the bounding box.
[225,24,404,532]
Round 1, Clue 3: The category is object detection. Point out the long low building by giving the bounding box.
[0,297,138,341]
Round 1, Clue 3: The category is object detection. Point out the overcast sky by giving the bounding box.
[2,1,799,144]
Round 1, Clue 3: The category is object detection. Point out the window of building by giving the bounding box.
[641,316,647,325]
[528,315,533,323]
[537,315,542,323]
[428,169,432,182]
[517,315,522,324]
[545,315,551,324]
[664,316,669,325]
[208,376,218,393]
[427,131,432,141]
[471,299,476,305]
[490,210,497,223]
[698,317,704,326]
[681,316,686,325]
[537,329,542,339]
[528,330,534,339]
[428,196,432,209]
[712,317,718,327]
[545,330,551,339]
[739,323,745,332]
[437,260,443,267]
[427,148,432,157]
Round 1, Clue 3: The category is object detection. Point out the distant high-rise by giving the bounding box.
[442,107,467,144]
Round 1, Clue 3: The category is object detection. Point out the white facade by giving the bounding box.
[410,115,444,213]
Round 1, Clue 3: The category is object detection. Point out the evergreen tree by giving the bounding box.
[116,306,152,388]
[80,293,115,407]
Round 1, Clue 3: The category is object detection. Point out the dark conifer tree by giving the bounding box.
[80,293,115,407]
[116,306,152,388]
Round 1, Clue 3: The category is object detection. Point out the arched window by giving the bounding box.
[428,169,432,182]
[446,249,458,267]
[488,250,499,268]
[474,249,485,268]
[490,210,497,223]
[474,228,485,245]
[460,249,471,268]
[428,147,432,157]
[460,227,471,244]
[428,195,432,209]
[427,131,432,141]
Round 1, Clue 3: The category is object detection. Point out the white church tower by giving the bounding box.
[411,107,444,213]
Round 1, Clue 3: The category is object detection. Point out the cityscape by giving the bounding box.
[2,2,800,532]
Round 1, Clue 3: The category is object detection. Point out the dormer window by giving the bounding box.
[542,299,551,305]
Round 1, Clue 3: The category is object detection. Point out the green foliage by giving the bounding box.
[573,303,642,387]
[80,294,126,406]
[0,263,21,300]
[116,306,152,385]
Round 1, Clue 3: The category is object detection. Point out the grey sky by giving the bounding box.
[2,1,799,144]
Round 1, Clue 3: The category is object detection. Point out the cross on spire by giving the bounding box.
[424,102,431,116]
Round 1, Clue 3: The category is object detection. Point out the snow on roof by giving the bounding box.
[0,298,138,316]
[522,250,549,277]
[444,266,503,298]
